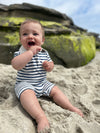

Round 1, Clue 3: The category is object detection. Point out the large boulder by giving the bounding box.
[0,3,96,67]
[44,35,95,67]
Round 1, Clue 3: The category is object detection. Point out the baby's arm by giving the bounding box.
[11,50,33,70]
[11,46,41,70]
[42,61,54,72]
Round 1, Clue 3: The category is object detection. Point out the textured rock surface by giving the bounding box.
[0,3,96,66]
[44,35,95,67]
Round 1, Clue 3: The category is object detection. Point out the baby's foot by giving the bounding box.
[37,116,50,133]
[38,127,50,133]
[73,107,83,117]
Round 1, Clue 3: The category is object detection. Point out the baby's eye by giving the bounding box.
[33,33,38,36]
[23,33,28,36]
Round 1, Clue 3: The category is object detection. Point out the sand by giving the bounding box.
[0,51,100,133]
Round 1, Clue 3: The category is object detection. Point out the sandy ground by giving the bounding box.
[0,51,100,133]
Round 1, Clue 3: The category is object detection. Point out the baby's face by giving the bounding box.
[20,22,44,50]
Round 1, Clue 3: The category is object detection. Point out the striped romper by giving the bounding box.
[14,46,55,99]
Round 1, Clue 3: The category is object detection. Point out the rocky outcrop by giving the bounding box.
[0,3,74,26]
[0,3,86,32]
[0,3,96,67]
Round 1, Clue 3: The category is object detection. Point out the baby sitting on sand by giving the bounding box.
[11,19,83,133]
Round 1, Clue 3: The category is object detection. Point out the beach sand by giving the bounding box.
[0,51,100,133]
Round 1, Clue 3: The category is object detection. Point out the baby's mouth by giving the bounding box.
[28,41,35,46]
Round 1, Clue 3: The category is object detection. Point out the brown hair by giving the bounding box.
[19,19,45,38]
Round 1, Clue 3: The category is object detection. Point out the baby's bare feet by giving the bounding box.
[73,107,83,117]
[37,116,50,133]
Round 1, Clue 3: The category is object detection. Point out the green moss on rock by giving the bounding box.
[80,36,96,65]
[40,20,67,29]
[0,17,26,27]
[44,35,96,67]
[0,16,96,67]
[5,32,20,46]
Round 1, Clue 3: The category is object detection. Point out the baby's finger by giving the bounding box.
[42,61,48,66]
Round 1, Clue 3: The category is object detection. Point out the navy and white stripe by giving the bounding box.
[14,49,52,84]
[14,47,55,99]
[15,80,55,99]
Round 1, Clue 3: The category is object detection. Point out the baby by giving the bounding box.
[11,19,83,133]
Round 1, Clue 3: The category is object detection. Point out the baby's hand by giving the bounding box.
[42,61,54,72]
[29,46,42,55]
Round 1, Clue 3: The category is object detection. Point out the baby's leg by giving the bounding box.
[20,89,49,133]
[50,86,83,117]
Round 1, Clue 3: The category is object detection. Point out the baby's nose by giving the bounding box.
[28,33,33,38]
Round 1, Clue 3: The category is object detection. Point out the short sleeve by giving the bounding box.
[14,51,20,57]
[46,51,52,62]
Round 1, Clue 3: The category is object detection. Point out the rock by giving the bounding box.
[0,3,73,25]
[0,44,20,64]
[44,35,95,67]
[87,32,100,48]
[0,3,96,67]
